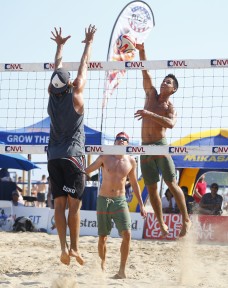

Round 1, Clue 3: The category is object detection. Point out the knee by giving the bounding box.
[54,202,66,213]
[147,184,158,196]
[165,181,179,195]
[99,235,107,244]
[122,230,131,242]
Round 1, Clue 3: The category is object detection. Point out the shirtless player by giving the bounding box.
[134,43,191,238]
[85,132,147,278]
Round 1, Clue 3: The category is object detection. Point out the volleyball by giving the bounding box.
[116,34,136,54]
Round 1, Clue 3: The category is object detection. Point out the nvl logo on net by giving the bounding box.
[5,63,23,70]
[212,146,228,154]
[5,145,23,153]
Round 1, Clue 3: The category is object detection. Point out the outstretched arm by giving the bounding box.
[50,27,71,70]
[136,43,154,94]
[72,24,97,114]
[85,155,103,175]
[73,24,97,93]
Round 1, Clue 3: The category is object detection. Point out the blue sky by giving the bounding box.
[1,0,228,63]
[1,0,228,181]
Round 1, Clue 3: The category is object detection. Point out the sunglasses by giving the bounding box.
[115,136,128,142]
[211,186,218,189]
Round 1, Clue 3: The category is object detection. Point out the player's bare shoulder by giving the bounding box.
[144,86,158,109]
[127,155,137,167]
[146,85,158,99]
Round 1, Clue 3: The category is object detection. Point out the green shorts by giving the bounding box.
[96,195,131,236]
[140,138,176,185]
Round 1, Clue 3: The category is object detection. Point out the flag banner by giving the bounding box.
[103,0,155,108]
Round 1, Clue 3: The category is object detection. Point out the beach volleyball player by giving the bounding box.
[47,25,97,265]
[134,43,191,238]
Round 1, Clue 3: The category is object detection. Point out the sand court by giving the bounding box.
[0,231,227,288]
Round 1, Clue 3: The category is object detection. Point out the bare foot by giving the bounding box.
[113,272,126,279]
[179,220,192,238]
[60,250,70,266]
[69,249,85,265]
[160,223,169,238]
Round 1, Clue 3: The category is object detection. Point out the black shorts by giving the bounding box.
[48,156,86,200]
[37,192,46,202]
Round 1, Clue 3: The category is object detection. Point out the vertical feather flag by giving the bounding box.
[102,0,155,108]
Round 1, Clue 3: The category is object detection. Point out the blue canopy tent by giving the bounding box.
[172,128,228,169]
[0,117,104,199]
[0,117,102,146]
[171,128,228,193]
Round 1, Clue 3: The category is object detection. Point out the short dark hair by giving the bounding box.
[210,183,219,190]
[166,74,179,90]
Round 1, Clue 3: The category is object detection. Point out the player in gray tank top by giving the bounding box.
[47,24,97,266]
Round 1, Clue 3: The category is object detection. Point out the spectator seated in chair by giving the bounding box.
[198,183,223,215]
[162,188,176,213]
[12,190,24,207]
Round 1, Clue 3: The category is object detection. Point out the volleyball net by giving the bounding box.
[0,59,228,155]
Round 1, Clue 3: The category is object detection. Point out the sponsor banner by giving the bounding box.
[80,211,144,239]
[0,132,49,145]
[0,201,13,231]
[13,206,50,232]
[47,210,144,239]
[144,212,228,243]
[144,213,182,240]
[47,209,68,235]
[172,154,228,169]
[196,215,228,243]
[102,1,155,108]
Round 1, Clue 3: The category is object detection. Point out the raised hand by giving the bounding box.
[51,27,71,45]
[82,24,97,44]
[135,42,145,51]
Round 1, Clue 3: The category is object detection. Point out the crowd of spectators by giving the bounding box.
[1,169,227,215]
[160,174,224,216]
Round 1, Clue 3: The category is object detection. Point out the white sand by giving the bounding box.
[0,230,227,288]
